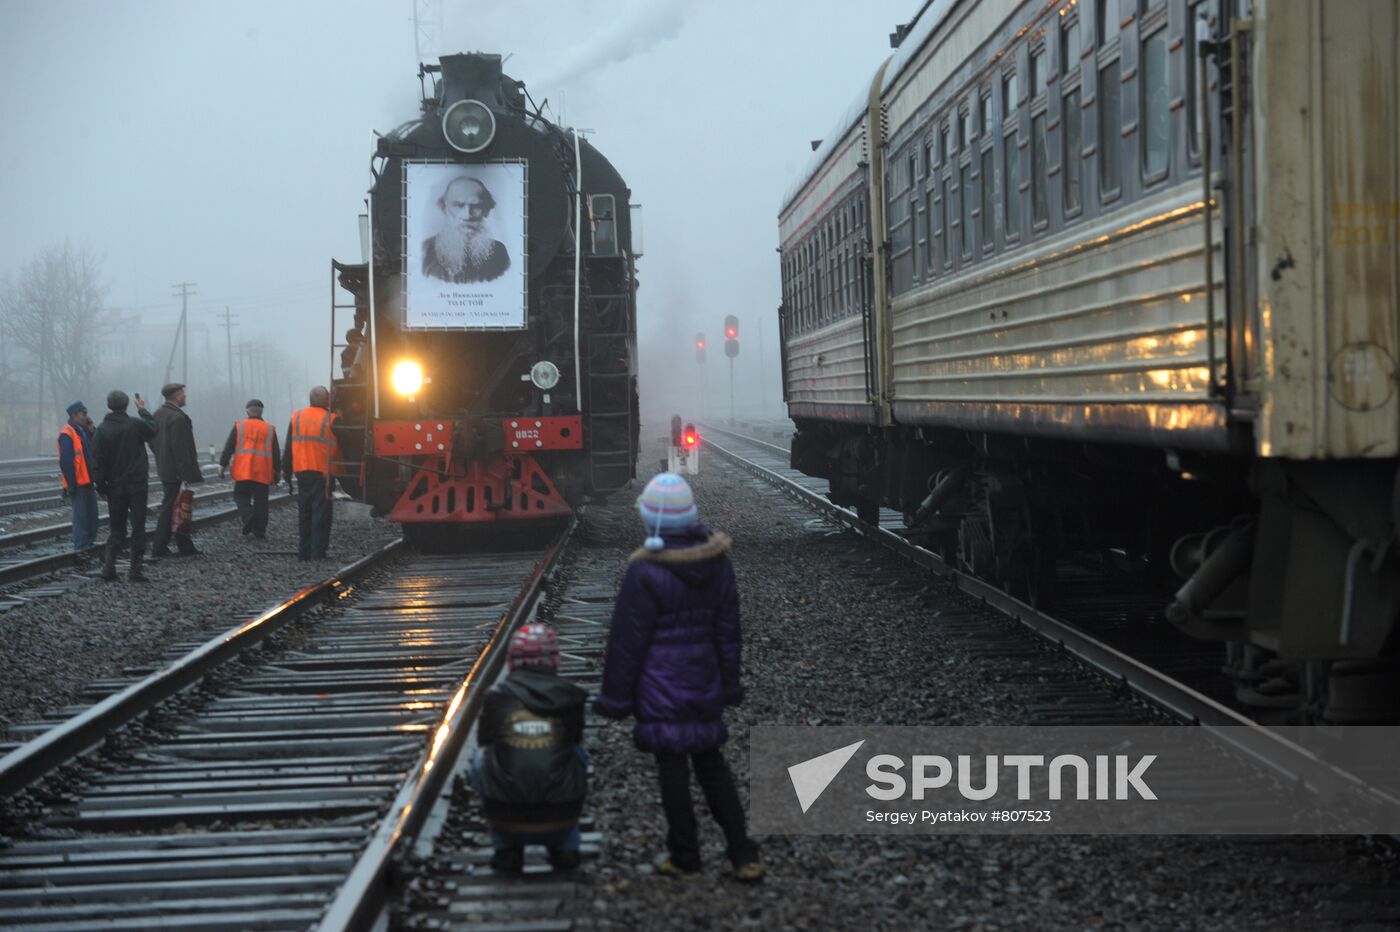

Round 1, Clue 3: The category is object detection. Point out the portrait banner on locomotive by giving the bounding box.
[403,160,527,329]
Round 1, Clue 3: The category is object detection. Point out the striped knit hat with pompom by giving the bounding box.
[637,472,698,551]
[508,623,560,671]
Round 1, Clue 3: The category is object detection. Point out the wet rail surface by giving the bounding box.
[390,551,620,931]
[0,530,572,930]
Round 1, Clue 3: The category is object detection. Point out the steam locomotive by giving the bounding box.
[779,0,1399,720]
[330,54,639,545]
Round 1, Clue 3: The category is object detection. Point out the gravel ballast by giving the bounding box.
[577,436,1399,931]
[0,496,400,734]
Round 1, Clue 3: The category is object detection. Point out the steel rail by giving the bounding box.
[0,487,241,545]
[702,428,1400,817]
[0,537,404,797]
[318,517,577,932]
[0,492,291,588]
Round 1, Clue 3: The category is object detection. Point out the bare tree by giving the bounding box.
[0,241,107,441]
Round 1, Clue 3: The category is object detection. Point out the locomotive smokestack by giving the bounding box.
[438,53,505,108]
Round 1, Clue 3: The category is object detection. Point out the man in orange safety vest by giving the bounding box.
[218,399,281,540]
[281,385,339,561]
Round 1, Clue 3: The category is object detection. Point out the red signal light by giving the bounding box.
[725,326,737,339]
[683,424,699,447]
[696,339,705,349]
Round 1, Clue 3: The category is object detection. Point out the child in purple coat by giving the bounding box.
[594,472,764,881]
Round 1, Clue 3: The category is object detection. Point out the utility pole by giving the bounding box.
[218,306,236,404]
[166,281,196,386]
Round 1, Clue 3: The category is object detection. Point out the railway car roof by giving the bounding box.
[879,0,961,95]
[778,0,962,217]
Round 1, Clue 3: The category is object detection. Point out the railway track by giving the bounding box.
[697,422,1400,821]
[0,522,577,930]
[0,486,268,590]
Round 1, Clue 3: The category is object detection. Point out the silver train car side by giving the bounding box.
[779,0,1400,720]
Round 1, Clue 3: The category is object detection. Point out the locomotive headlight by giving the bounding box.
[391,360,425,396]
[529,360,561,391]
[441,99,496,154]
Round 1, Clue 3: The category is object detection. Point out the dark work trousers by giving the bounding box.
[233,480,271,538]
[151,480,195,554]
[295,471,332,560]
[70,485,99,551]
[104,485,149,565]
[655,749,759,870]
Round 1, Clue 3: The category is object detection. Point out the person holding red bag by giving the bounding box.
[150,383,204,560]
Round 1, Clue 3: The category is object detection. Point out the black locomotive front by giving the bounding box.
[330,54,639,536]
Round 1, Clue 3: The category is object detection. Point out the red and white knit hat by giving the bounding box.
[508,622,560,671]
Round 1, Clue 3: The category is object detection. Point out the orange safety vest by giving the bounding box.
[289,406,336,475]
[230,417,276,485]
[58,423,91,489]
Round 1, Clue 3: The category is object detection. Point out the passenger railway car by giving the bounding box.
[779,0,1400,720]
[331,54,639,546]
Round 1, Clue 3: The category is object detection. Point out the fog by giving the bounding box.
[0,0,913,452]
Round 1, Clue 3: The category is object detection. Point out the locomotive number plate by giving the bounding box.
[503,416,583,451]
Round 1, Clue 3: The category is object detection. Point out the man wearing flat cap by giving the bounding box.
[219,398,281,540]
[93,390,157,582]
[151,382,204,559]
[57,400,98,551]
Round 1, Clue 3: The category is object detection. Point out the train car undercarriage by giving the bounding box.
[793,418,1400,723]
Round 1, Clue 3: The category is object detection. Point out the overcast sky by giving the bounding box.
[1,0,915,423]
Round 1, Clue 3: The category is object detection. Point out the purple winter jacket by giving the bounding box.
[593,524,743,754]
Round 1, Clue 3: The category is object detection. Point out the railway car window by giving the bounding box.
[981,147,996,249]
[1004,129,1021,239]
[1029,46,1046,97]
[1031,113,1049,227]
[1003,71,1019,117]
[926,189,938,271]
[959,164,973,257]
[1062,17,1081,71]
[1098,59,1122,199]
[914,196,925,281]
[1185,2,1210,160]
[1097,0,1121,45]
[940,176,952,268]
[1064,87,1083,215]
[1140,29,1169,181]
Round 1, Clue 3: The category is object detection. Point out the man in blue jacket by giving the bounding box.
[57,400,98,552]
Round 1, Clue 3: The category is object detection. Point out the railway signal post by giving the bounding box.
[667,418,700,475]
[724,315,739,424]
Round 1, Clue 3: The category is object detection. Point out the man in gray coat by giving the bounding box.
[150,382,204,559]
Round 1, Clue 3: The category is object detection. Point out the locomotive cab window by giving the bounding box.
[589,194,618,256]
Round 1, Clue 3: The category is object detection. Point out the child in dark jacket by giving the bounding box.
[472,623,589,874]
[594,472,764,881]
